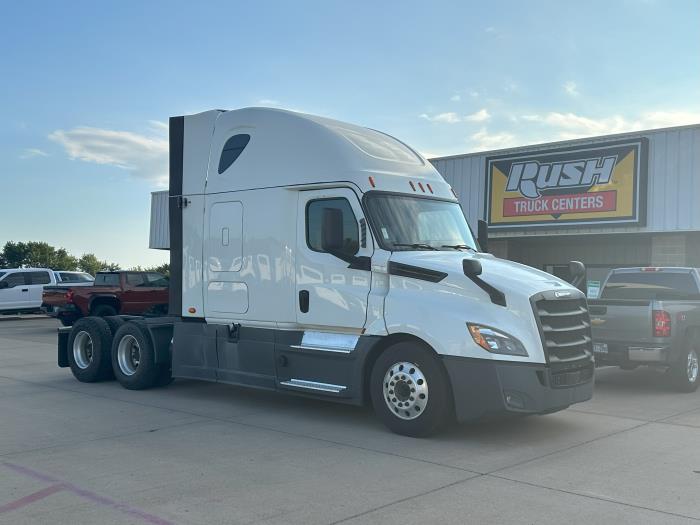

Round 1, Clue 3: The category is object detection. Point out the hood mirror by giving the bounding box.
[568,260,586,292]
[463,259,483,277]
[321,207,345,253]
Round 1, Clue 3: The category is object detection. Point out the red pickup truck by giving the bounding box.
[42,271,169,326]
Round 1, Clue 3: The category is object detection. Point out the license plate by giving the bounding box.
[593,342,608,354]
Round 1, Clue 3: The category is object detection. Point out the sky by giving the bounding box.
[1,0,699,268]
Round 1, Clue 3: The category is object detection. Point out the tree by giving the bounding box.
[0,241,78,270]
[0,241,121,274]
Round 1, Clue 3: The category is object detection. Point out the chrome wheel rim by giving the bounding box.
[72,331,93,369]
[687,349,699,383]
[117,335,140,376]
[383,361,428,420]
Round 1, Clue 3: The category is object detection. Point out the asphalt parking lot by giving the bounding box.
[1,317,700,524]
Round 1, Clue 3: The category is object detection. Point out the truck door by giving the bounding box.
[26,270,52,309]
[0,272,29,310]
[295,188,373,331]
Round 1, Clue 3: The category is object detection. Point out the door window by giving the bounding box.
[3,273,27,287]
[126,273,146,286]
[306,198,359,255]
[28,271,51,285]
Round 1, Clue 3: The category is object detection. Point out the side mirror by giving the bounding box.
[0,281,8,289]
[568,260,586,292]
[477,219,489,253]
[463,259,483,277]
[321,207,345,253]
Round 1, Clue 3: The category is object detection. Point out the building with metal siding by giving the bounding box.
[430,124,700,295]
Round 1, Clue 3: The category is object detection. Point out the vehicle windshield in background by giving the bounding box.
[94,273,120,286]
[364,193,477,252]
[601,271,700,300]
[0,271,5,279]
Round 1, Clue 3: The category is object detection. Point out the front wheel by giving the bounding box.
[370,342,452,437]
[671,343,699,393]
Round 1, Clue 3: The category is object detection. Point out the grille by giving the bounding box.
[533,293,593,387]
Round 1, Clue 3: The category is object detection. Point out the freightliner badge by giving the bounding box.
[485,138,648,229]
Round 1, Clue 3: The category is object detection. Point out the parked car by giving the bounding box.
[589,267,700,391]
[42,270,168,326]
[0,268,56,314]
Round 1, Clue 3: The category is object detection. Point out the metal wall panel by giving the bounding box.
[149,190,170,249]
[430,124,700,238]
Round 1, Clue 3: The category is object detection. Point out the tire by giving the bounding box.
[370,341,452,437]
[103,315,125,335]
[670,341,700,393]
[67,317,114,382]
[111,321,167,390]
[92,304,118,317]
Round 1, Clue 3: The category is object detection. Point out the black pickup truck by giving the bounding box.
[588,267,700,392]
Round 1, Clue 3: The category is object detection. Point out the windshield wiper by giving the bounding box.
[392,243,438,251]
[441,244,477,252]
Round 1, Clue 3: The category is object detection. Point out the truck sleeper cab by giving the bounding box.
[58,107,594,436]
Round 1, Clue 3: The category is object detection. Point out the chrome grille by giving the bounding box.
[532,292,594,388]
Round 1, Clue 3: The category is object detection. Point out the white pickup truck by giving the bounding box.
[0,268,57,313]
[57,108,594,436]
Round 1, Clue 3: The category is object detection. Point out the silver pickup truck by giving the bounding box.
[588,267,700,392]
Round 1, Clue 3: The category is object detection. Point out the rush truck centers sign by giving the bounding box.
[485,138,648,229]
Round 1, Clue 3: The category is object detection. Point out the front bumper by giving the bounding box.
[442,356,594,423]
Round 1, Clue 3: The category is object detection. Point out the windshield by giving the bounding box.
[364,193,478,251]
[601,271,700,300]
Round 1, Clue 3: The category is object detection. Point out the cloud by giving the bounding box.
[420,108,490,124]
[484,26,495,33]
[49,126,169,185]
[257,98,281,106]
[450,94,461,102]
[520,110,700,140]
[19,148,48,159]
[464,108,491,122]
[469,128,517,151]
[420,112,463,124]
[563,81,579,97]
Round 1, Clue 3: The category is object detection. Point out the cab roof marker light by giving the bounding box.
[418,182,425,192]
[409,181,416,191]
[426,183,433,194]
[642,267,661,272]
[368,176,376,188]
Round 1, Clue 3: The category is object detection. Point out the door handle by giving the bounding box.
[299,290,309,313]
[21,288,29,292]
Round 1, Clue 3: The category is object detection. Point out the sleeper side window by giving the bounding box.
[218,134,251,174]
[306,198,359,255]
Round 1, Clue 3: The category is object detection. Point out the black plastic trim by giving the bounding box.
[168,116,184,317]
[467,275,507,307]
[388,262,447,283]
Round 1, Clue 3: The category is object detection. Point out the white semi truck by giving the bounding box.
[57,108,594,436]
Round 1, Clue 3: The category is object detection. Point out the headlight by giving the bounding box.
[467,323,529,357]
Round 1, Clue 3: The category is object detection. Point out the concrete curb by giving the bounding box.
[0,314,52,322]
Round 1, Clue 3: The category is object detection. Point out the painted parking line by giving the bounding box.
[0,484,63,514]
[2,462,174,525]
